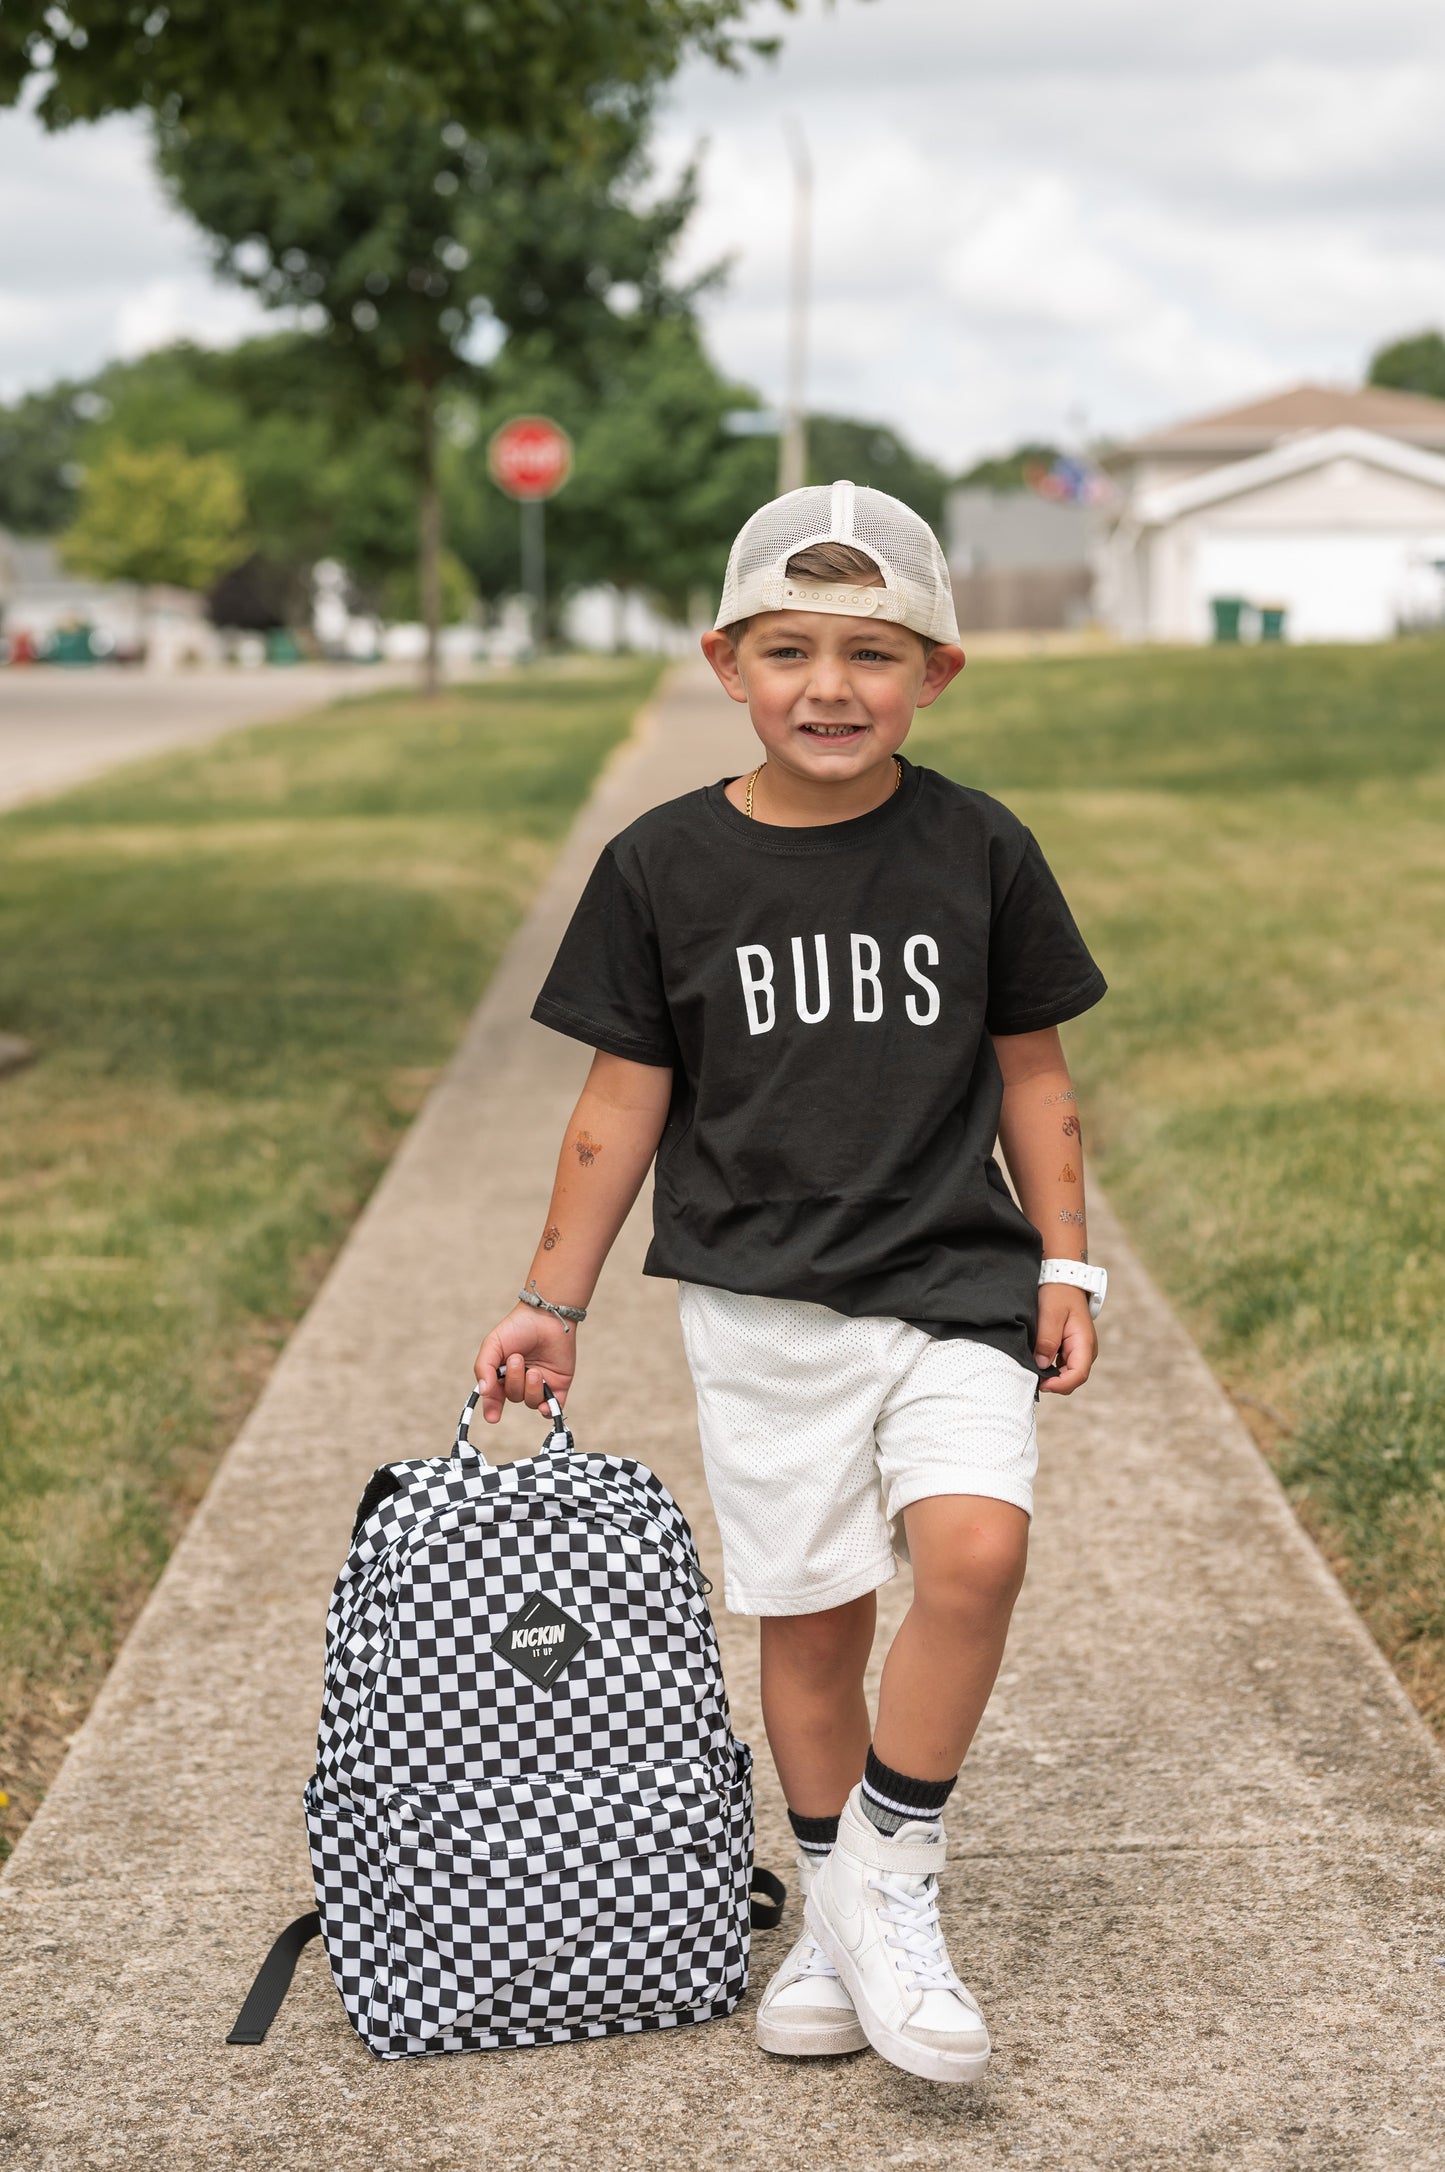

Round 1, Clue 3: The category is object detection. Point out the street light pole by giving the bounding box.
[778,119,812,497]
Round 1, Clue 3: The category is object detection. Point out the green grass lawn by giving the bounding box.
[0,659,658,1852]
[912,635,1445,1727]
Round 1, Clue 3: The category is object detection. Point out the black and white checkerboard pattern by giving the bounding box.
[306,1390,754,2058]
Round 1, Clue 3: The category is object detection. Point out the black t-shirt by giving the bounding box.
[532,758,1106,1373]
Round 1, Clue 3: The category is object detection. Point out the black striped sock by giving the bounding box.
[860,1747,957,1836]
[787,1807,841,1859]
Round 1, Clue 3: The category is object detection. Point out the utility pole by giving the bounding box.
[778,119,812,497]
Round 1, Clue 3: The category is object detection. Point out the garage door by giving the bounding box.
[1191,530,1430,642]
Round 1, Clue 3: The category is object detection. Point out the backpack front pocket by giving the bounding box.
[381,1758,743,2050]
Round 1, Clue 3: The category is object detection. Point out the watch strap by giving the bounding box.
[1038,1258,1107,1318]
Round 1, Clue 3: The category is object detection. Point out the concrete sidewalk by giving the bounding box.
[3,662,1442,2172]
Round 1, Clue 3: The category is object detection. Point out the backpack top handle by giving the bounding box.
[453,1372,574,1463]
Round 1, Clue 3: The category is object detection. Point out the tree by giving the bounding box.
[805,415,950,532]
[4,325,955,640]
[0,379,93,534]
[554,327,776,618]
[63,439,247,592]
[0,0,782,146]
[158,103,706,684]
[1368,330,1445,403]
[0,336,418,627]
[445,339,960,628]
[1,0,824,678]
[443,321,776,628]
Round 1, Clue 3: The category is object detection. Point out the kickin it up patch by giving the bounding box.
[492,1593,592,1689]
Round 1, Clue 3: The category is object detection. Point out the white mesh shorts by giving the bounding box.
[677,1284,1039,1617]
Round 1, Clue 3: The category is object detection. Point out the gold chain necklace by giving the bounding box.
[745,757,901,820]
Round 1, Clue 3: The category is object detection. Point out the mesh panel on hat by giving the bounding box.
[732,487,839,580]
[716,481,958,643]
[852,491,952,598]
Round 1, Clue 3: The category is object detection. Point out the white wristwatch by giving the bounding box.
[1039,1258,1107,1318]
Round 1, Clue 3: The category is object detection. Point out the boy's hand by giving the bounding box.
[1034,1285,1098,1395]
[474,1307,578,1424]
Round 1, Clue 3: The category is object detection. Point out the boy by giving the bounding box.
[474,482,1107,2086]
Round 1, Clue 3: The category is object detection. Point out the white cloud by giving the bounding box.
[942,177,1151,334]
[659,0,1445,460]
[2,0,1444,468]
[0,106,270,400]
[112,277,264,361]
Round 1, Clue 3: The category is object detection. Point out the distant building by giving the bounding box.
[0,533,220,666]
[1096,384,1445,642]
[945,489,1094,632]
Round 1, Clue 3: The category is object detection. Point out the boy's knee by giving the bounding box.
[915,1520,1028,1621]
[761,1595,874,1679]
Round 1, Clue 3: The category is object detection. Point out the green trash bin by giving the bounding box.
[265,627,303,665]
[1210,597,1245,644]
[1259,604,1287,643]
[47,624,96,665]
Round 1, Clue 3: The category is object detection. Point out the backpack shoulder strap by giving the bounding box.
[750,1865,786,1930]
[226,1912,322,2045]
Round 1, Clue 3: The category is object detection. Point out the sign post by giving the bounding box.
[487,415,574,654]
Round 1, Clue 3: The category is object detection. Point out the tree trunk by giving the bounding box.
[418,384,442,698]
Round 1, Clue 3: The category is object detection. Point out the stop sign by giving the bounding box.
[488,415,574,501]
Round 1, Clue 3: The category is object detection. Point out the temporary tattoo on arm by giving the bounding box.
[1043,1088,1077,1106]
[1062,1115,1081,1139]
[1059,1163,1078,1184]
[1058,1207,1085,1226]
[573,1132,601,1167]
[542,1225,560,1250]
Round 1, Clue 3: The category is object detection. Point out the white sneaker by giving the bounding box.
[755,1848,868,2057]
[804,1786,991,2085]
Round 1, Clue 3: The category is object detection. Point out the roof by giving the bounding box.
[1114,381,1445,460]
[1132,426,1445,526]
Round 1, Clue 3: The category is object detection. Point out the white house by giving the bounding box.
[1096,384,1445,643]
[0,533,221,666]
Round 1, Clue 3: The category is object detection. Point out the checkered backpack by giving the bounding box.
[228,1382,781,2058]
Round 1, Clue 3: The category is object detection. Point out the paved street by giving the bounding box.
[0,663,419,813]
[2,662,1442,2170]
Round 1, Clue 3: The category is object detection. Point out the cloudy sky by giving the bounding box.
[3,0,1443,467]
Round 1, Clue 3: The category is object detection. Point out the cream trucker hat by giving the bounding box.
[715,479,959,644]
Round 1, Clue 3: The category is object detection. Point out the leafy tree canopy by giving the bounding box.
[157,107,702,409]
[1368,329,1445,403]
[805,414,949,532]
[1,0,787,147]
[1,326,954,626]
[155,93,727,668]
[0,322,730,619]
[0,378,89,534]
[62,437,248,590]
[0,337,378,614]
[443,316,776,619]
